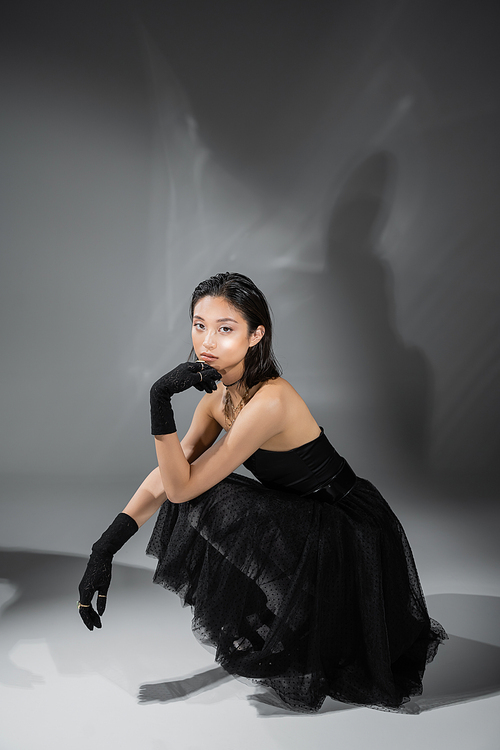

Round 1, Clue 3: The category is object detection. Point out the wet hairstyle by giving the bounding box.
[190,272,282,388]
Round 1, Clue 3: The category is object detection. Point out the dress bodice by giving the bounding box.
[243,428,346,497]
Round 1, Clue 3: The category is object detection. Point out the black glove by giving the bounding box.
[78,512,138,631]
[150,361,221,435]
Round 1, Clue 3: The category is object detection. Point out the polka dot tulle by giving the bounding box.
[146,437,446,713]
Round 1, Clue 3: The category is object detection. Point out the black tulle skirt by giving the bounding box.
[146,473,446,712]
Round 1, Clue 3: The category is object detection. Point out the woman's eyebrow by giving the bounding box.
[193,315,239,324]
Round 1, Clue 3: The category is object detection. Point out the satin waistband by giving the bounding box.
[307,459,357,505]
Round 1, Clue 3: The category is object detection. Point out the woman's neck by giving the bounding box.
[221,364,245,390]
[223,377,241,388]
[224,381,248,402]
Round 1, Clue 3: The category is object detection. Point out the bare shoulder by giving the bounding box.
[254,377,306,406]
[252,377,320,451]
[205,378,294,421]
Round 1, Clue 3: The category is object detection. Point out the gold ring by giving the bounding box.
[198,372,203,381]
[77,602,91,609]
[98,594,107,598]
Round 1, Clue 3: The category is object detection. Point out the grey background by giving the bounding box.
[1,4,500,747]
[1,0,499,485]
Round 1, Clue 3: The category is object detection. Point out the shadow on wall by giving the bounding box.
[326,152,433,467]
[270,152,432,475]
[1,549,499,714]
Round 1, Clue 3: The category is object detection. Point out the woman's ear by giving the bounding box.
[249,325,265,347]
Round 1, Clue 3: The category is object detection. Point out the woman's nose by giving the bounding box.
[203,331,215,350]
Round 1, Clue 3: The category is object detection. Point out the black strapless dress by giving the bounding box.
[146,429,446,712]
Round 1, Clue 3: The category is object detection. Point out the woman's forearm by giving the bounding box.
[154,433,192,504]
[122,467,167,527]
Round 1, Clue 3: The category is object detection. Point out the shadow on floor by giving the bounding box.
[1,549,499,715]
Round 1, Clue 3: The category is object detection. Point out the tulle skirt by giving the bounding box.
[146,473,446,712]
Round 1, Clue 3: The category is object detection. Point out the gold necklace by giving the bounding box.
[224,386,250,430]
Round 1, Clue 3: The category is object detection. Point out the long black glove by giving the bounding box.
[78,512,138,630]
[150,361,221,435]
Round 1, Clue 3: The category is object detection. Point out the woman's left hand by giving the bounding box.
[150,362,221,435]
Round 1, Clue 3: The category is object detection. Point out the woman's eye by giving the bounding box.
[220,326,232,333]
[193,323,205,331]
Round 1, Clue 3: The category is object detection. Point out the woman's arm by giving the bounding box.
[78,370,223,629]
[122,396,223,526]
[155,385,285,504]
[121,468,166,528]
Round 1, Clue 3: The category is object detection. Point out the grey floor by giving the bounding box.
[1,473,499,750]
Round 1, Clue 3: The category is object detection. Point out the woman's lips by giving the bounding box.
[199,353,218,361]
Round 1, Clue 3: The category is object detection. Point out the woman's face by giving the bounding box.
[192,295,263,382]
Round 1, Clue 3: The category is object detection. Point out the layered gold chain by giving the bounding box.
[224,386,251,430]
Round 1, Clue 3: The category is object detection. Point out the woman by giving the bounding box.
[78,272,446,712]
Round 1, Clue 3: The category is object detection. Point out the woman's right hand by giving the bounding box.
[150,362,221,435]
[151,361,221,399]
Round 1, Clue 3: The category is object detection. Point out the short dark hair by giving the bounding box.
[190,272,282,388]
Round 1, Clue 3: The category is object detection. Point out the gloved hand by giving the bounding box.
[78,512,138,630]
[150,361,221,435]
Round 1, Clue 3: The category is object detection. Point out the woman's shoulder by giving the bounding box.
[203,376,301,410]
[255,376,302,403]
[251,377,320,451]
